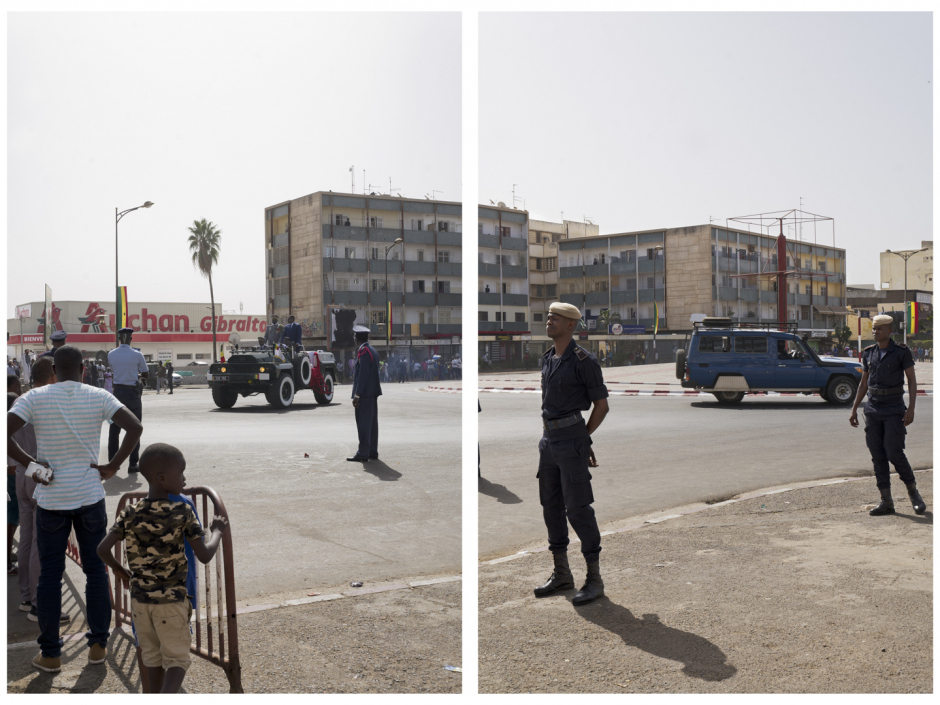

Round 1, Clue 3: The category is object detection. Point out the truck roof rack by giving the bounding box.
[693,319,799,332]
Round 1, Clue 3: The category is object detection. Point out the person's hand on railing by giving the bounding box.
[209,515,229,534]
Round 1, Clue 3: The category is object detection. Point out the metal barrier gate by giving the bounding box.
[66,486,242,693]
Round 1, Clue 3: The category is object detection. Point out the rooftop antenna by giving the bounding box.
[426,190,443,200]
[349,165,355,194]
[389,178,401,196]
[363,168,365,195]
[239,301,243,314]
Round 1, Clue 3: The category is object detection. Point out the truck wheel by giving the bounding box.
[713,391,745,404]
[293,355,312,387]
[271,373,295,409]
[211,386,238,409]
[313,372,335,405]
[675,349,686,380]
[825,376,857,405]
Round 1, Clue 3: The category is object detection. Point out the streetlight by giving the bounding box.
[885,248,927,345]
[385,237,404,357]
[115,201,154,345]
[652,244,663,364]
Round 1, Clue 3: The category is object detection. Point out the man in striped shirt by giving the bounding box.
[6,345,143,673]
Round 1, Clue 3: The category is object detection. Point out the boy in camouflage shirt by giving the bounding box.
[97,443,227,693]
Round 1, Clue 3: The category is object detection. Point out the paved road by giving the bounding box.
[93,381,460,605]
[478,366,933,559]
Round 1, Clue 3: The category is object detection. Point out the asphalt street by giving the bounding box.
[92,380,460,605]
[478,364,933,559]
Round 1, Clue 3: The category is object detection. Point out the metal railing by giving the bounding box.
[66,486,242,693]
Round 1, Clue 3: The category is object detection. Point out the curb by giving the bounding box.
[460,387,932,397]
[479,469,932,567]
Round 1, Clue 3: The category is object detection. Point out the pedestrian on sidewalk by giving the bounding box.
[6,345,143,674]
[97,443,228,693]
[849,314,926,516]
[533,302,609,605]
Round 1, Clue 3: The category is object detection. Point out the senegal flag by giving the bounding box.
[654,302,659,335]
[387,300,393,344]
[909,301,919,335]
[116,286,128,329]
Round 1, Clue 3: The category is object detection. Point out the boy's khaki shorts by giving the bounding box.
[131,599,193,672]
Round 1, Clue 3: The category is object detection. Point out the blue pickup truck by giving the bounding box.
[677,318,863,404]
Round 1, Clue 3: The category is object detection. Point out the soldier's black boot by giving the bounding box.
[905,481,927,515]
[533,551,575,597]
[869,487,896,516]
[572,559,604,605]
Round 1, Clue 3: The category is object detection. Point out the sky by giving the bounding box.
[7,12,461,315]
[480,12,932,288]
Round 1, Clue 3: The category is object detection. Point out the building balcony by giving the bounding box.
[560,293,585,307]
[478,321,530,334]
[637,258,662,274]
[478,292,501,305]
[760,290,778,303]
[501,264,528,279]
[478,234,500,249]
[404,260,437,276]
[479,262,501,277]
[585,291,609,306]
[437,261,462,277]
[502,293,528,307]
[327,258,369,273]
[584,263,608,277]
[437,293,462,307]
[403,292,437,307]
[501,237,528,252]
[328,290,369,306]
[611,290,637,304]
[437,231,462,247]
[559,266,582,279]
[610,261,636,275]
[637,289,664,303]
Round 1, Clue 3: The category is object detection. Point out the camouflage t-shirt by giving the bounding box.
[110,498,205,604]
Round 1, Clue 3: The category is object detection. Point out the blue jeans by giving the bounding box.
[36,499,111,657]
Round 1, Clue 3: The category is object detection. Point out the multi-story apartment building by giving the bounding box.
[478,203,530,362]
[879,241,933,292]
[265,191,462,361]
[553,223,850,360]
[528,219,599,327]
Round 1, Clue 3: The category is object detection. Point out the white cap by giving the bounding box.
[549,302,582,320]
[872,314,893,326]
[352,325,370,333]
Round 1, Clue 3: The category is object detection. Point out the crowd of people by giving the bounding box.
[339,353,462,383]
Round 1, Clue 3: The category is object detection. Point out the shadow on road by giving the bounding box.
[690,400,836,411]
[207,402,341,414]
[362,460,402,482]
[479,477,523,504]
[572,598,737,682]
[103,473,144,496]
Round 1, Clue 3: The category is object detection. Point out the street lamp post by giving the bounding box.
[385,237,404,357]
[885,248,927,345]
[652,245,663,364]
[115,201,154,345]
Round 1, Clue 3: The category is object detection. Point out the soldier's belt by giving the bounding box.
[869,386,904,396]
[543,414,583,431]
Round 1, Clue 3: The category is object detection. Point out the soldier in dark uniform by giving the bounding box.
[347,325,382,462]
[534,302,610,605]
[37,330,68,359]
[850,314,926,515]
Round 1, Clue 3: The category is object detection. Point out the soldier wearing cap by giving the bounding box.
[347,325,382,462]
[37,331,68,359]
[850,314,926,515]
[107,327,148,473]
[263,314,284,348]
[534,302,610,605]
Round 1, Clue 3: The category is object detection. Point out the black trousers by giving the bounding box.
[355,396,379,457]
[864,401,915,490]
[108,386,142,468]
[537,433,601,560]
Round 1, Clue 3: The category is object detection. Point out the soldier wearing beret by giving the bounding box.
[347,325,382,462]
[850,314,926,515]
[534,302,609,605]
[107,328,149,473]
[37,331,68,359]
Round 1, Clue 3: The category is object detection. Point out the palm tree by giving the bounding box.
[187,219,222,362]
[597,308,622,330]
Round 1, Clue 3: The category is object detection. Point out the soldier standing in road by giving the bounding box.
[849,314,926,516]
[347,326,382,462]
[534,302,610,605]
[37,331,68,360]
[166,361,174,395]
[107,328,149,474]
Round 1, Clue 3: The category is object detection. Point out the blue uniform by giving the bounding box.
[107,344,148,468]
[861,340,915,490]
[282,322,303,347]
[538,340,608,560]
[352,342,382,458]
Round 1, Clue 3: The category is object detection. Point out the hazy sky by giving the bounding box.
[480,12,932,287]
[7,12,461,315]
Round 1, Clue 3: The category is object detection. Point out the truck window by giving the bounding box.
[699,336,731,353]
[734,336,768,354]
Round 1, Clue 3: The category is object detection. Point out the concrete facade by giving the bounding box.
[478,203,529,336]
[879,241,933,292]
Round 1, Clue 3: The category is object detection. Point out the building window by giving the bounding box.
[273,246,289,266]
[437,221,448,231]
[805,284,811,295]
[334,214,348,226]
[412,219,423,230]
[478,223,483,235]
[515,312,526,322]
[371,247,379,259]
[479,311,489,321]
[818,261,826,272]
[547,284,557,297]
[534,313,543,322]
[344,247,357,259]
[274,278,290,295]
[437,281,450,294]
[335,278,349,291]
[417,249,425,262]
[324,246,336,258]
[369,216,383,228]
[412,280,425,293]
[502,282,508,294]
[196,353,211,360]
[545,257,556,271]
[801,305,811,320]
[500,226,511,237]
[438,250,450,263]
[371,310,385,325]
[371,279,387,292]
[820,286,827,297]
[176,353,192,360]
[535,258,543,270]
[534,285,543,297]
[496,312,506,322]
[803,259,811,270]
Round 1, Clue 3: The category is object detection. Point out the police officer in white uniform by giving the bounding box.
[107,327,149,473]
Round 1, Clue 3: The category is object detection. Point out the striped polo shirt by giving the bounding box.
[10,381,125,511]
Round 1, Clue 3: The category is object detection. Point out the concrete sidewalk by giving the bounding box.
[7,577,461,694]
[479,470,932,694]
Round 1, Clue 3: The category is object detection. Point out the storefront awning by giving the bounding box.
[813,305,834,313]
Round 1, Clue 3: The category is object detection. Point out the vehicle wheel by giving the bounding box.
[713,391,745,404]
[270,373,295,409]
[313,372,335,405]
[211,386,238,409]
[825,376,857,405]
[675,349,686,380]
[293,355,312,387]
[818,388,830,402]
